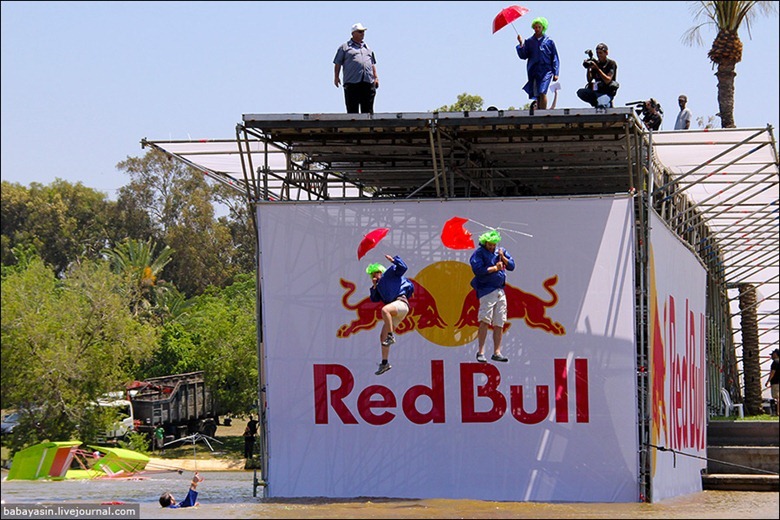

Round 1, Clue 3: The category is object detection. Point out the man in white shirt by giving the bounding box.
[674,94,692,130]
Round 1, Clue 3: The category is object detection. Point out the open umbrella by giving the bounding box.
[492,5,529,35]
[357,228,390,260]
[441,216,475,250]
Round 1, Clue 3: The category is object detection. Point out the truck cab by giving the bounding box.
[96,393,135,440]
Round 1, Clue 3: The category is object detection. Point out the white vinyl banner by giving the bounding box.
[257,196,639,502]
[647,212,707,501]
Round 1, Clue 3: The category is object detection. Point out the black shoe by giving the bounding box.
[476,353,487,363]
[382,333,396,347]
[375,363,392,375]
[491,354,509,362]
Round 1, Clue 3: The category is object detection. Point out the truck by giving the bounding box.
[125,371,219,439]
[96,393,135,441]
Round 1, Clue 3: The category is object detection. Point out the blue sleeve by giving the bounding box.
[503,250,516,271]
[391,256,408,276]
[369,286,381,302]
[178,489,198,508]
[550,40,560,76]
[516,43,528,60]
[333,45,345,65]
[470,250,491,276]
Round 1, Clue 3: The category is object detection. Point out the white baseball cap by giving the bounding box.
[351,23,367,32]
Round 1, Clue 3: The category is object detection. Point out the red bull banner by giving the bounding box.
[648,212,707,501]
[257,196,639,502]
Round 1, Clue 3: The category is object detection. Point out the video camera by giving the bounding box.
[627,99,662,118]
[582,49,598,69]
[626,100,647,116]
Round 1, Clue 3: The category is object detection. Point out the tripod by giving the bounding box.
[165,432,223,452]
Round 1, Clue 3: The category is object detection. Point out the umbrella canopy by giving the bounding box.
[441,216,475,250]
[357,228,390,260]
[492,5,529,34]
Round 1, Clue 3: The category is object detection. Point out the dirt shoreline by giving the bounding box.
[147,457,250,472]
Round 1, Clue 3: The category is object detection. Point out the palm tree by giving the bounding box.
[683,1,777,128]
[105,237,174,317]
[738,283,763,415]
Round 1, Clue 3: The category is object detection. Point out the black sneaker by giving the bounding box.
[375,363,392,375]
[491,354,509,362]
[382,333,396,347]
[476,353,487,363]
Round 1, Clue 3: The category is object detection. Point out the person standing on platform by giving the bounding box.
[766,348,779,416]
[515,17,560,110]
[674,94,692,130]
[333,22,379,114]
[470,230,515,363]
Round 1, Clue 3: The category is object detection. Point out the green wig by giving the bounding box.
[531,17,548,33]
[366,263,386,276]
[479,230,502,245]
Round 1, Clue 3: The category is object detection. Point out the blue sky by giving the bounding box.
[2,1,778,198]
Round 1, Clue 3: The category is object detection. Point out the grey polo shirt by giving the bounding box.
[334,39,376,85]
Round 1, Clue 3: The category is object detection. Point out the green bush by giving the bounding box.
[119,431,151,454]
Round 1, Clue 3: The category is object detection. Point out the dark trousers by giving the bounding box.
[244,436,255,458]
[344,82,376,114]
[577,88,613,108]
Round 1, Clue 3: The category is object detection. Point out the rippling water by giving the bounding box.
[2,471,777,519]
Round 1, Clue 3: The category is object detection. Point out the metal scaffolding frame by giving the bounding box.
[142,108,778,502]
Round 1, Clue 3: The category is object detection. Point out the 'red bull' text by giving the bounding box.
[313,359,590,425]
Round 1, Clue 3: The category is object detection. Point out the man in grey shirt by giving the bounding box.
[674,94,692,130]
[333,22,379,114]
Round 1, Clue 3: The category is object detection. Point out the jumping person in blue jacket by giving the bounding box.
[367,254,414,375]
[515,17,560,110]
[470,230,515,363]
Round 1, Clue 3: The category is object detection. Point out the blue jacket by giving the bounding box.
[370,256,414,304]
[470,245,516,299]
[516,35,560,98]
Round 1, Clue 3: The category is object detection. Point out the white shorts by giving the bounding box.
[385,299,410,329]
[478,289,507,328]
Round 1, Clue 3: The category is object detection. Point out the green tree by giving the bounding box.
[683,1,777,128]
[435,93,484,112]
[1,180,114,274]
[164,188,238,296]
[138,274,257,414]
[116,149,245,296]
[1,256,158,451]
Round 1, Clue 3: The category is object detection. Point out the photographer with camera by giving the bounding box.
[576,43,618,108]
[641,98,663,130]
[515,17,560,110]
[626,98,663,130]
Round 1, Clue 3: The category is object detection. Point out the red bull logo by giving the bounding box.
[338,260,566,346]
[313,358,589,425]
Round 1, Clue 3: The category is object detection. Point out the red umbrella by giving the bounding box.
[441,217,475,250]
[357,228,390,260]
[492,5,529,35]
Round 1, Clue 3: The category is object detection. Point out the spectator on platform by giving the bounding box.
[674,94,692,130]
[333,22,379,114]
[766,348,779,416]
